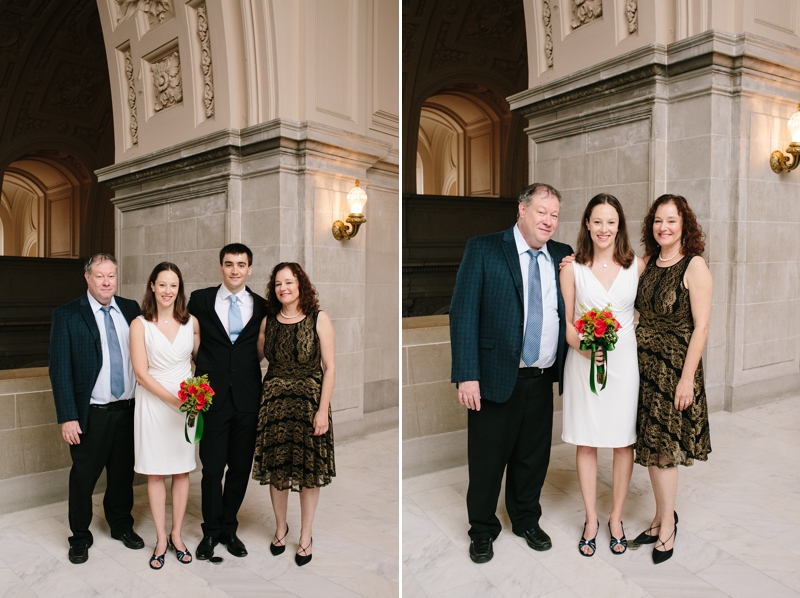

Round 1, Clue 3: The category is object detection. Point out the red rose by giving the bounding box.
[200,383,212,394]
[614,319,622,331]
[179,381,187,391]
[575,319,585,334]
[196,397,206,410]
[189,385,199,395]
[594,319,608,337]
[601,311,612,319]
[178,389,188,402]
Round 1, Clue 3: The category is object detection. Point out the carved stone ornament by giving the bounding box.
[125,50,138,145]
[115,0,172,26]
[543,0,553,68]
[626,0,638,34]
[571,0,602,30]
[197,4,214,118]
[151,50,182,112]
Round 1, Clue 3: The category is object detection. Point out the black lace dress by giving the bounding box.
[252,311,335,490]
[634,256,711,468]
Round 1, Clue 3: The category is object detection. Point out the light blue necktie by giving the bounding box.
[100,306,126,399]
[521,249,543,367]
[228,295,243,343]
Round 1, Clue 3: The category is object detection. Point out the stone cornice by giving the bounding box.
[97,119,397,189]
[510,30,800,119]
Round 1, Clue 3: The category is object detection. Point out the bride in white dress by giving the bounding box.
[130,262,200,570]
[559,195,645,557]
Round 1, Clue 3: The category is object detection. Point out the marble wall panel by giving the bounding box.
[742,337,796,371]
[586,119,650,152]
[16,392,56,428]
[0,395,15,430]
[402,384,420,440]
[413,380,465,437]
[0,429,25,479]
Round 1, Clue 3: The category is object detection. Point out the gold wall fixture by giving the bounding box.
[771,104,800,173]
[332,180,368,240]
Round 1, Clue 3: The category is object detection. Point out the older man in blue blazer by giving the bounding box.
[450,183,572,563]
[49,253,144,564]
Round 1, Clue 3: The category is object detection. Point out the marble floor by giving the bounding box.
[0,428,398,598]
[403,397,800,597]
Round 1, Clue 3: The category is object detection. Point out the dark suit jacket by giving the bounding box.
[49,294,141,433]
[450,226,573,402]
[188,286,267,413]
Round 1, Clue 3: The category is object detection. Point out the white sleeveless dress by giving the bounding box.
[561,263,639,448]
[134,316,197,474]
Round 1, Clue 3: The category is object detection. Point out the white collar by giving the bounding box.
[513,224,551,261]
[87,291,119,313]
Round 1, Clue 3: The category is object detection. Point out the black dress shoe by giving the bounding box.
[295,537,312,566]
[111,530,145,550]
[516,525,552,551]
[195,535,218,560]
[468,537,493,563]
[270,525,289,556]
[219,533,248,557]
[632,511,678,546]
[68,543,90,564]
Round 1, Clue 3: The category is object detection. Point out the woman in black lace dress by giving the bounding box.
[252,262,336,566]
[631,194,712,564]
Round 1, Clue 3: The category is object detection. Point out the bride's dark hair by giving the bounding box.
[141,262,190,324]
[574,193,635,268]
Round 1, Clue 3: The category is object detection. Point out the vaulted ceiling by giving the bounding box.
[0,0,114,174]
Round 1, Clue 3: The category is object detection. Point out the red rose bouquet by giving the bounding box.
[574,303,622,395]
[178,374,214,443]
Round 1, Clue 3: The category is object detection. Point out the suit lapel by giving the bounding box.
[209,285,229,338]
[547,241,564,296]
[79,294,102,356]
[502,227,524,304]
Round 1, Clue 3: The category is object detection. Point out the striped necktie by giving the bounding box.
[521,249,543,367]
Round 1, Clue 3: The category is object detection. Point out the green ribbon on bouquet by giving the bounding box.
[579,341,614,395]
[184,411,205,444]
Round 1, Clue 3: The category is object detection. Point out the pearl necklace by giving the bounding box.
[658,248,681,262]
[280,309,303,319]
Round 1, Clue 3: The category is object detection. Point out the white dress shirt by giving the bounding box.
[514,224,558,369]
[215,285,254,337]
[87,292,136,405]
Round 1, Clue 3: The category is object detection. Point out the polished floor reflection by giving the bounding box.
[0,428,398,598]
[403,397,800,597]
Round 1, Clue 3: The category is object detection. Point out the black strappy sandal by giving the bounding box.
[295,537,313,566]
[270,524,289,556]
[149,541,166,570]
[608,520,627,555]
[578,521,598,557]
[168,535,192,564]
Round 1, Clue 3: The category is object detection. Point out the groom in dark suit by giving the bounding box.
[450,183,572,563]
[50,253,145,564]
[188,243,267,559]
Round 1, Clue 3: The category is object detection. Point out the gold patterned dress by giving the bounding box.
[634,256,711,468]
[252,311,335,490]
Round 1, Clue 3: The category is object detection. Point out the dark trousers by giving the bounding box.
[199,396,258,538]
[466,369,554,540]
[68,404,135,546]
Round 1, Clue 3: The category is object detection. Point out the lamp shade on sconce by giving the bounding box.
[789,106,800,143]
[347,180,368,214]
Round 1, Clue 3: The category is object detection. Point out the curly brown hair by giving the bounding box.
[265,262,320,316]
[141,262,190,325]
[641,194,706,258]
[574,193,635,268]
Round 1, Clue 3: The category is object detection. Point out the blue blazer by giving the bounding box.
[450,226,573,402]
[49,294,141,432]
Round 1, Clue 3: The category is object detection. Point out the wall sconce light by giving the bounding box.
[771,104,800,173]
[332,180,368,240]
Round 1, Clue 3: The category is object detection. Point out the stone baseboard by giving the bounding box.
[334,407,399,443]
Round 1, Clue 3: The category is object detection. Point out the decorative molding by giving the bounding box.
[197,4,214,118]
[402,24,416,66]
[464,0,515,45]
[430,22,469,70]
[151,49,182,112]
[571,0,602,30]
[115,0,172,26]
[626,0,638,34]
[124,49,138,145]
[543,0,553,68]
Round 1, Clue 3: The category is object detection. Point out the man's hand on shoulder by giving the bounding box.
[458,380,482,411]
[61,420,82,445]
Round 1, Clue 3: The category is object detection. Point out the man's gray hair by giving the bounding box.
[518,183,562,210]
[84,253,118,274]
